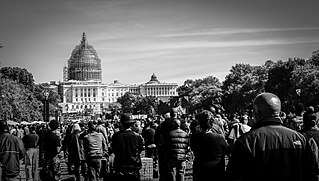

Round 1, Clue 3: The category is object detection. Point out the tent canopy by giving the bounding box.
[20,121,31,125]
[7,120,19,126]
[31,121,46,124]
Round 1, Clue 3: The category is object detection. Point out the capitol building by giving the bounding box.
[60,33,178,114]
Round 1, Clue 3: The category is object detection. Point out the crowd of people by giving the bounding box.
[1,92,319,181]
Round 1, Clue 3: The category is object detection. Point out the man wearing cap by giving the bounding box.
[0,119,25,181]
[226,92,318,181]
[111,114,144,181]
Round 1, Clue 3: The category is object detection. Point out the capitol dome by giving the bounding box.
[67,32,102,81]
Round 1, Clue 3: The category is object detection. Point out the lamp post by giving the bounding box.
[0,94,4,120]
[43,91,50,122]
[296,88,301,105]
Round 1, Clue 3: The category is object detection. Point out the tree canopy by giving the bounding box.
[115,50,319,117]
[0,67,61,122]
[0,78,42,121]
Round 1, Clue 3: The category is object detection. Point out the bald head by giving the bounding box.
[253,93,281,121]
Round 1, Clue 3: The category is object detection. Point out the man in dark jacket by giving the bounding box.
[166,118,189,181]
[42,119,62,181]
[155,108,188,181]
[0,119,25,181]
[226,92,318,181]
[68,123,83,181]
[111,114,144,181]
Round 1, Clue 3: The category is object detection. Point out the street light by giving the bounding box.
[296,89,301,96]
[43,91,50,122]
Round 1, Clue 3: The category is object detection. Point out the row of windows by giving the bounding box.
[73,88,130,97]
[102,92,123,97]
[76,98,96,102]
[67,97,118,103]
[74,88,97,97]
[68,90,175,101]
[104,89,128,92]
[67,101,117,110]
[66,87,176,100]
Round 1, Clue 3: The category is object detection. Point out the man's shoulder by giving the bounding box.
[0,133,21,143]
[1,132,16,138]
[29,133,39,138]
[119,129,142,137]
[169,128,188,136]
[45,131,61,142]
[87,131,103,137]
[240,124,305,142]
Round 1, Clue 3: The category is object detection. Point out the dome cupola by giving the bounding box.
[146,73,160,84]
[67,32,102,82]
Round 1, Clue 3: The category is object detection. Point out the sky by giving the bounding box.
[1,0,319,86]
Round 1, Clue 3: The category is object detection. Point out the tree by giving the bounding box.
[0,67,35,91]
[310,50,319,66]
[291,62,319,107]
[107,102,122,117]
[177,79,193,97]
[134,96,158,116]
[117,92,137,113]
[265,58,306,112]
[0,78,42,122]
[222,63,267,115]
[177,76,222,114]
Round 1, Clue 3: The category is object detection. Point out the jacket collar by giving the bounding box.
[252,116,283,130]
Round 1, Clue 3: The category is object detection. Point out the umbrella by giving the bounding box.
[7,120,19,126]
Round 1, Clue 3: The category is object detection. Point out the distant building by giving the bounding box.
[59,33,178,114]
[139,73,178,101]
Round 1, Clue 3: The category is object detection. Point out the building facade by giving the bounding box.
[60,33,178,114]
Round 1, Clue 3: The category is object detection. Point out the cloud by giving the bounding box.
[159,27,319,37]
[97,37,319,52]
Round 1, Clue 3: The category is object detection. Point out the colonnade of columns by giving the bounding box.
[145,86,176,96]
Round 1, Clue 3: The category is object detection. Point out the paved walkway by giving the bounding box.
[19,158,73,181]
[17,151,194,181]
